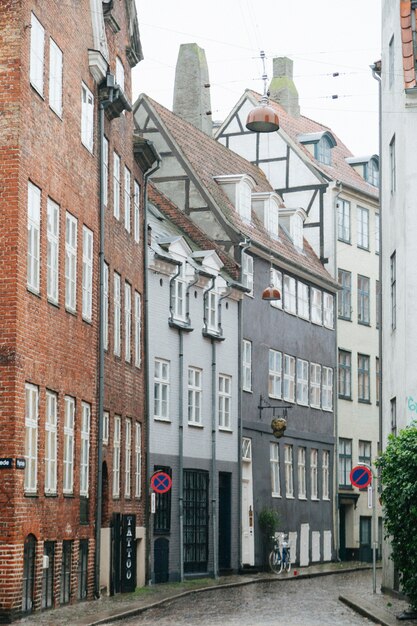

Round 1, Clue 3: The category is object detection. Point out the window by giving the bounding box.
[103,262,109,350]
[47,198,59,303]
[41,541,55,609]
[283,355,295,402]
[284,275,296,314]
[65,213,77,312]
[322,450,330,500]
[311,288,322,325]
[30,13,44,95]
[173,262,187,321]
[49,39,62,116]
[298,447,306,499]
[267,202,279,239]
[367,159,379,187]
[389,35,395,89]
[134,180,140,243]
[113,152,121,219]
[82,227,93,321]
[134,291,141,368]
[291,213,303,249]
[81,83,94,152]
[375,212,380,253]
[338,269,351,320]
[359,440,371,467]
[63,396,75,494]
[376,280,381,329]
[323,293,334,329]
[297,282,309,320]
[269,349,282,399]
[242,252,253,296]
[206,289,218,333]
[357,207,369,250]
[238,181,252,223]
[338,350,351,399]
[154,465,172,533]
[103,136,109,208]
[376,357,380,405]
[391,252,396,330]
[45,390,57,494]
[103,411,109,445]
[113,272,121,356]
[337,199,351,242]
[124,166,131,232]
[135,422,142,498]
[242,437,252,461]
[270,269,282,310]
[310,449,318,499]
[154,359,170,420]
[188,367,202,425]
[316,136,332,165]
[27,182,41,293]
[389,135,396,193]
[310,363,321,408]
[284,444,294,497]
[124,282,131,362]
[322,367,333,411]
[358,354,370,402]
[113,415,121,497]
[218,374,232,429]
[296,359,309,406]
[80,402,90,497]
[125,418,132,497]
[357,275,370,324]
[60,541,72,605]
[391,397,397,436]
[338,438,352,487]
[270,443,281,497]
[25,384,39,493]
[242,340,252,392]
[77,540,88,601]
[116,57,125,92]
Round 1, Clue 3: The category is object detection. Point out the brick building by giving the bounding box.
[0,1,157,620]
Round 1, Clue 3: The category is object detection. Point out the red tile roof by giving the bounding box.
[138,95,336,288]
[400,1,417,89]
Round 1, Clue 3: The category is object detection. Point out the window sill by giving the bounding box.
[297,401,309,407]
[154,417,172,423]
[272,493,282,499]
[357,245,370,252]
[284,308,297,317]
[65,307,77,317]
[358,321,371,327]
[338,316,352,322]
[322,408,333,413]
[27,286,41,298]
[286,495,295,500]
[338,395,352,402]
[298,496,307,501]
[310,403,321,410]
[219,427,233,433]
[202,329,225,342]
[311,497,320,502]
[44,492,58,497]
[358,399,371,405]
[63,492,74,498]
[311,320,323,327]
[243,388,253,394]
[169,319,193,332]
[24,491,38,497]
[337,238,352,245]
[188,422,203,429]
[82,316,93,325]
[47,298,59,308]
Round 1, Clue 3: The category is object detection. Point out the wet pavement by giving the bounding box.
[15,562,417,626]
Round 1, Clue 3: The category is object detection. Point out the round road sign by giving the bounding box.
[350,465,372,489]
[151,471,172,494]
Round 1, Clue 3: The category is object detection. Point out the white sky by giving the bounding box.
[133,0,381,156]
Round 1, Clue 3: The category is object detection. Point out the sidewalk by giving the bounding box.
[15,561,415,626]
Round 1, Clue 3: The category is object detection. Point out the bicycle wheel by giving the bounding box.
[284,551,291,573]
[268,549,282,573]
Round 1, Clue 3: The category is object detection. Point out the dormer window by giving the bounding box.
[213,174,256,225]
[252,192,281,239]
[298,131,337,166]
[366,158,379,187]
[316,136,332,165]
[239,181,252,223]
[345,155,379,187]
[291,213,303,249]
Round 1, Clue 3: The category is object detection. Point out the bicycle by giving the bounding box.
[269,533,291,574]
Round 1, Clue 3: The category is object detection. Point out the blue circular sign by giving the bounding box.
[350,465,372,488]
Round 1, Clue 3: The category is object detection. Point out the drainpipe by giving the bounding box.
[333,182,342,562]
[211,337,218,579]
[178,328,185,582]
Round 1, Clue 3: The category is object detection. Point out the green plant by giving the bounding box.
[258,507,280,541]
[376,425,417,611]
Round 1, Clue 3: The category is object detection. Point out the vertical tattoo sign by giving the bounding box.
[121,514,136,592]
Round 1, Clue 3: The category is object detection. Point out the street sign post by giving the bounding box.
[350,463,377,594]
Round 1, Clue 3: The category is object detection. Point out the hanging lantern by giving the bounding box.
[262,264,281,301]
[246,51,280,133]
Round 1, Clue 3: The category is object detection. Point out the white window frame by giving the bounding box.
[284,275,296,314]
[30,12,44,95]
[65,212,77,312]
[284,444,294,498]
[188,367,202,425]
[49,38,63,116]
[45,390,58,494]
[298,447,306,499]
[268,349,282,399]
[113,152,121,219]
[270,443,281,497]
[103,262,109,351]
[291,214,303,249]
[173,262,187,321]
[357,206,369,250]
[206,289,219,333]
[124,282,131,363]
[80,402,90,497]
[125,418,131,498]
[323,292,334,329]
[63,396,75,494]
[81,82,94,152]
[311,287,322,325]
[154,359,170,420]
[242,340,252,392]
[113,415,121,497]
[238,181,252,223]
[310,363,321,409]
[134,180,140,243]
[311,449,318,499]
[296,359,309,406]
[82,227,93,321]
[27,182,41,293]
[267,202,279,239]
[297,281,309,320]
[47,198,59,303]
[242,437,252,461]
[113,272,121,356]
[218,374,232,430]
[103,136,109,208]
[270,269,282,310]
[283,354,295,403]
[322,450,330,500]
[322,367,333,412]
[242,252,253,296]
[134,291,141,368]
[135,422,142,498]
[124,166,131,232]
[25,383,39,493]
[103,410,109,445]
[337,199,351,242]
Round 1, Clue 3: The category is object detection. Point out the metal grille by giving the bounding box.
[184,469,208,573]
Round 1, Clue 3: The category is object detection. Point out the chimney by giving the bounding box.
[268,57,300,117]
[173,43,213,135]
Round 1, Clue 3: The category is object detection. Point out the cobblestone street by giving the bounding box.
[109,571,377,626]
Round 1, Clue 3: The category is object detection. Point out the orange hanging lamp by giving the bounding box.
[246,51,280,133]
[262,264,281,301]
